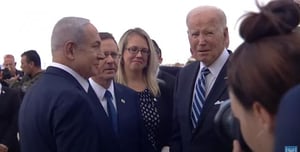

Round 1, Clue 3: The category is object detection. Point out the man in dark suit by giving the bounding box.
[171,6,232,152]
[18,17,104,152]
[152,39,176,94]
[88,32,144,152]
[0,84,20,152]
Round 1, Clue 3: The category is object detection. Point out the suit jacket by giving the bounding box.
[19,67,102,152]
[157,69,176,91]
[275,84,300,152]
[171,61,232,152]
[155,77,174,151]
[0,86,20,152]
[88,82,144,152]
[159,66,182,78]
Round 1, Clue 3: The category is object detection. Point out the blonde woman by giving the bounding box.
[116,28,173,152]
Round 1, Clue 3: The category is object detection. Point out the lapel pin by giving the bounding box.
[224,76,228,80]
[121,99,126,104]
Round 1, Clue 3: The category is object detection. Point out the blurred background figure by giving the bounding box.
[10,50,44,99]
[152,39,175,96]
[1,54,23,87]
[0,83,21,152]
[88,32,144,152]
[227,0,300,152]
[116,27,173,152]
[171,5,232,152]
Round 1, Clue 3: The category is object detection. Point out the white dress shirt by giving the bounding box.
[195,49,230,97]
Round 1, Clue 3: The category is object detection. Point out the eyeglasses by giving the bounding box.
[125,46,150,56]
[102,51,121,59]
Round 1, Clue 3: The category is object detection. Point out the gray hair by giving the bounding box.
[51,17,90,51]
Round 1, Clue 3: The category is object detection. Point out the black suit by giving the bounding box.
[159,66,182,78]
[156,76,175,151]
[171,60,231,152]
[0,86,20,152]
[157,69,176,91]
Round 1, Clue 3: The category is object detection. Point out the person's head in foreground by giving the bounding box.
[227,0,300,152]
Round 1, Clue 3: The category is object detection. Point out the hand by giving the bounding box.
[233,140,243,152]
[0,144,8,152]
[4,75,19,85]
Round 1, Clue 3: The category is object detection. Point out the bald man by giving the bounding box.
[171,6,232,152]
[19,17,104,152]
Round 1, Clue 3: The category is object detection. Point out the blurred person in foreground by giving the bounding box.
[0,83,21,152]
[275,84,300,152]
[171,5,232,152]
[116,27,173,152]
[88,32,144,152]
[10,50,44,99]
[227,0,300,152]
[18,17,104,152]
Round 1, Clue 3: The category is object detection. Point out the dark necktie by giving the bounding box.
[191,67,210,128]
[105,90,118,135]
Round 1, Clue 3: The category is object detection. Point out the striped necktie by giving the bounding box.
[191,67,210,128]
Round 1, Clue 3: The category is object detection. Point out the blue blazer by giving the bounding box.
[171,61,232,152]
[88,82,145,152]
[19,67,102,152]
[275,84,300,152]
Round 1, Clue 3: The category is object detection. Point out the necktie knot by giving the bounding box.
[201,67,210,77]
[105,90,112,100]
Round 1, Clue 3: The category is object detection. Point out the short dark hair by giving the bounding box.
[152,39,161,57]
[21,50,41,68]
[99,32,117,45]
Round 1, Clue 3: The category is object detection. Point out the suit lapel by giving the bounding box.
[114,84,130,127]
[180,62,200,131]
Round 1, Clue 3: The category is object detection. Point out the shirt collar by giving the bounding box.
[50,62,89,92]
[200,49,229,77]
[89,78,114,100]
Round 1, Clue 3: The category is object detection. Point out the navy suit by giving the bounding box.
[171,61,231,152]
[19,67,102,152]
[275,84,300,152]
[88,82,145,152]
[0,86,20,152]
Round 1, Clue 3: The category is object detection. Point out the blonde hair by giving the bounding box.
[116,27,160,96]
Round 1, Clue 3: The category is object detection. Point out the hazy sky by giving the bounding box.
[0,0,269,69]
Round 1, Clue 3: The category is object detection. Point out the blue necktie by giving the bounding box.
[191,67,210,128]
[105,90,118,135]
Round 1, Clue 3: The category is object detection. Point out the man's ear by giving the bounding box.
[64,41,76,60]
